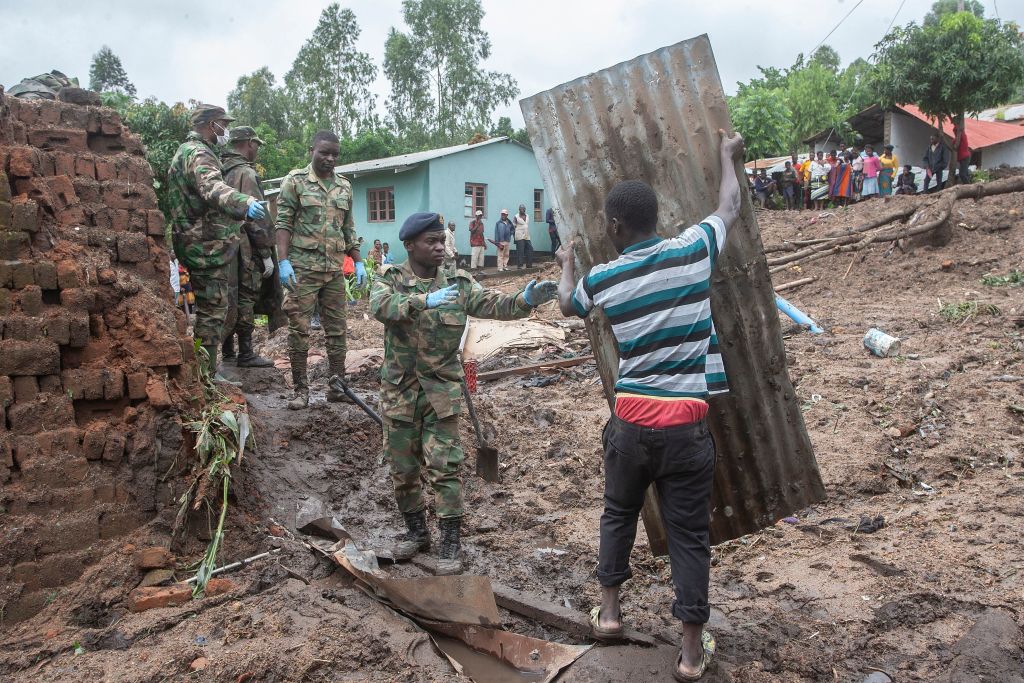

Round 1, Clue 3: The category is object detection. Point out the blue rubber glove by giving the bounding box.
[426,284,459,309]
[246,201,267,220]
[523,279,559,307]
[355,260,367,286]
[278,259,297,290]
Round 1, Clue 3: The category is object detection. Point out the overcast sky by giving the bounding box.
[1,0,1020,129]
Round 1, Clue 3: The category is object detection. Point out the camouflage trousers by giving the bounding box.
[384,390,465,519]
[282,267,347,363]
[228,239,261,337]
[189,255,237,347]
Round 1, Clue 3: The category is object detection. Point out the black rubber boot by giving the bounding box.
[236,333,273,368]
[204,343,241,387]
[287,352,308,410]
[392,511,431,560]
[325,356,352,403]
[436,518,463,575]
[221,335,236,361]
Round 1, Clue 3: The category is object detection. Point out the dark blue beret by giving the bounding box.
[399,212,444,241]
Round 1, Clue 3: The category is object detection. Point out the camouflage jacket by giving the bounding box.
[166,132,252,270]
[220,150,274,252]
[370,261,531,421]
[274,163,359,273]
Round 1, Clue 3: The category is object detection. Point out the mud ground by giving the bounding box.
[1,185,1023,682]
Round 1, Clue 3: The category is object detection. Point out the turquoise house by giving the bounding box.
[266,137,554,266]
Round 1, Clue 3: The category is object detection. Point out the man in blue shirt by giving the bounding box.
[494,209,514,272]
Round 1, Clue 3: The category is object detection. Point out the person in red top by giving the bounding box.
[954,123,972,185]
[468,210,487,270]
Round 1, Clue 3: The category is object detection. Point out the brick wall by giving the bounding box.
[0,87,201,623]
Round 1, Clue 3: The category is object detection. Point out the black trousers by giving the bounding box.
[515,238,533,267]
[548,229,561,254]
[598,415,715,624]
[923,169,945,192]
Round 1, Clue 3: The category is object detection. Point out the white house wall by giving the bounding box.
[981,140,1024,168]
[889,112,935,166]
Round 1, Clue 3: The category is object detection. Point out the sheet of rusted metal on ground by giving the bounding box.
[520,34,826,546]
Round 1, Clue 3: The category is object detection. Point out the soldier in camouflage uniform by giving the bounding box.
[370,212,558,575]
[220,126,276,368]
[275,130,367,410]
[167,104,267,380]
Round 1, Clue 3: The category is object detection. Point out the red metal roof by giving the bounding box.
[897,103,1024,149]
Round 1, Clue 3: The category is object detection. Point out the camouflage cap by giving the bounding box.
[190,103,235,126]
[227,126,264,145]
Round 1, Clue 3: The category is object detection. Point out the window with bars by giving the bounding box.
[367,187,395,223]
[533,189,544,222]
[465,183,486,218]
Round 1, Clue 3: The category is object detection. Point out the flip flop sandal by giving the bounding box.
[673,630,716,681]
[588,606,625,642]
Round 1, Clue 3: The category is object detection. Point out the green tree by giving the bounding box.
[809,46,841,74]
[227,67,292,138]
[384,0,519,146]
[873,13,1024,129]
[732,87,792,160]
[249,125,310,180]
[89,45,136,98]
[786,62,840,151]
[923,0,984,26]
[284,3,377,137]
[836,57,878,117]
[489,116,531,148]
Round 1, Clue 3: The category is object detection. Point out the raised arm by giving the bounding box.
[712,129,746,229]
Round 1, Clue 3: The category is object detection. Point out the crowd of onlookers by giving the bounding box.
[750,126,973,210]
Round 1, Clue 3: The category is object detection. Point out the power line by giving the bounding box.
[820,0,908,150]
[810,0,866,57]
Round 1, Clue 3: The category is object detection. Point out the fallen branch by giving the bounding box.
[763,177,1024,273]
[774,276,817,293]
[763,205,917,258]
[477,355,594,381]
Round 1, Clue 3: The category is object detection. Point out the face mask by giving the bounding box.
[212,122,229,146]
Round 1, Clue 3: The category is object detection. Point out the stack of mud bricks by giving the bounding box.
[0,86,201,622]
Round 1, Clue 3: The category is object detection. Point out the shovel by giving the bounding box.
[327,375,382,428]
[462,380,499,482]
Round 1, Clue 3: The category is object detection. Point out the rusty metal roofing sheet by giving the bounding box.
[520,34,825,545]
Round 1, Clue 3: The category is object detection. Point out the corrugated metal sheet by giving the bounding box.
[520,34,825,547]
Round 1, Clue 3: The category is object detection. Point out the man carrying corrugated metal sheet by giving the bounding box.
[555,129,745,681]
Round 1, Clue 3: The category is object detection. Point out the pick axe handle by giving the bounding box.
[328,376,383,427]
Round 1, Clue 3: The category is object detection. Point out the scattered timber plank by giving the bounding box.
[477,355,595,382]
[774,276,817,293]
[491,582,658,647]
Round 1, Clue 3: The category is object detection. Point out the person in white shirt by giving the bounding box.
[513,204,533,269]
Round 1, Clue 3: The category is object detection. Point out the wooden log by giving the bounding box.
[765,176,1024,270]
[774,276,817,292]
[477,355,594,381]
[490,582,658,647]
